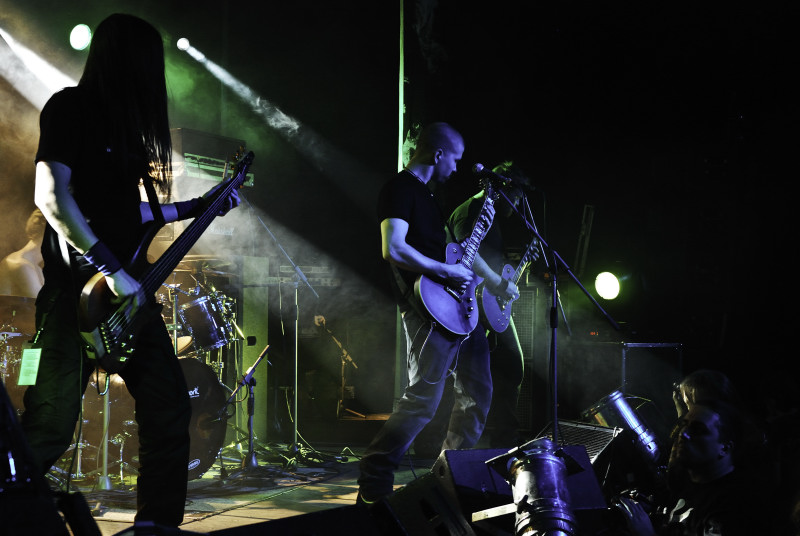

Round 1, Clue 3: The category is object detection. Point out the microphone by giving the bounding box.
[472,163,513,186]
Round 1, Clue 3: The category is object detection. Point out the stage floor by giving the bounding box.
[84,443,435,535]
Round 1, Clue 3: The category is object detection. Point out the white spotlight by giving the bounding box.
[69,24,92,50]
[176,38,190,51]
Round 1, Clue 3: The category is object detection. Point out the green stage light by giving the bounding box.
[595,271,620,300]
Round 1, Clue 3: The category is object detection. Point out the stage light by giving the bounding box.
[70,24,91,50]
[595,271,620,300]
[176,38,190,51]
[0,26,78,110]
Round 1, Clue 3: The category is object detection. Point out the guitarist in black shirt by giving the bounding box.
[415,161,539,455]
[21,14,240,529]
[358,123,517,505]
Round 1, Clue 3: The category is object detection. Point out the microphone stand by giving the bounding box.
[217,345,282,481]
[317,317,364,419]
[497,185,620,446]
[249,207,319,470]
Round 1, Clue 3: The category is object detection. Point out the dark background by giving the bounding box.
[1,1,797,422]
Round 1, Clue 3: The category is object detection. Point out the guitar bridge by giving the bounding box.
[444,286,463,302]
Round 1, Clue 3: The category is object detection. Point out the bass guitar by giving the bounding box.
[79,151,255,373]
[478,235,539,333]
[414,182,499,335]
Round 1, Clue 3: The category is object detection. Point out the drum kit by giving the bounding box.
[0,255,243,486]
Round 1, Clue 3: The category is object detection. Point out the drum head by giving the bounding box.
[180,358,227,480]
[179,296,231,352]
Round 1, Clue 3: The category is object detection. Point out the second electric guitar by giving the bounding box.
[414,182,499,335]
[478,236,540,333]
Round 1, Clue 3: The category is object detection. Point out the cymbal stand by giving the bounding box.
[317,318,364,419]
[162,283,197,354]
[96,382,113,490]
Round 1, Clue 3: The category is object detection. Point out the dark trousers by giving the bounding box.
[357,307,491,499]
[416,317,526,453]
[21,284,191,527]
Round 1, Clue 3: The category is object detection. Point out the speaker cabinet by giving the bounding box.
[383,472,476,536]
[536,420,661,498]
[240,256,271,443]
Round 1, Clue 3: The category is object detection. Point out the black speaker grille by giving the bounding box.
[536,420,622,463]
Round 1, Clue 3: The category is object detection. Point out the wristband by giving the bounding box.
[83,240,123,276]
[174,197,205,220]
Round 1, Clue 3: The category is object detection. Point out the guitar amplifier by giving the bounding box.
[171,128,254,186]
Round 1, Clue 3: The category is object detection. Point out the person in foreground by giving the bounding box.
[616,399,766,535]
[357,122,517,505]
[20,13,239,530]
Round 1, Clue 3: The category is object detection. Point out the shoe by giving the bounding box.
[356,489,389,509]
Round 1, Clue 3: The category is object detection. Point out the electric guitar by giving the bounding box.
[79,151,255,373]
[478,236,539,333]
[414,182,499,335]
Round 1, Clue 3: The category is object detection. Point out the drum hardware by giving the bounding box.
[162,282,200,355]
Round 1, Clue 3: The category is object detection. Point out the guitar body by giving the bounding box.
[414,242,482,336]
[78,251,163,373]
[478,263,516,333]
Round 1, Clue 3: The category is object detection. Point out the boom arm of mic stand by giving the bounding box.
[217,345,271,420]
[505,194,620,331]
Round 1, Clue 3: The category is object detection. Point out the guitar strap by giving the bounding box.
[141,177,166,226]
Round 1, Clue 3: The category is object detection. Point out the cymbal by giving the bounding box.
[174,255,235,274]
[1,331,29,339]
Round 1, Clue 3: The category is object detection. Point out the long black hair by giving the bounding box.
[79,13,172,197]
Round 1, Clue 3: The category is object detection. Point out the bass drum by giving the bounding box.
[181,357,228,480]
[80,359,228,481]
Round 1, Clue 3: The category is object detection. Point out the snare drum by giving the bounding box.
[179,296,232,352]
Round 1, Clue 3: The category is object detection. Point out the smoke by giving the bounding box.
[0,79,40,261]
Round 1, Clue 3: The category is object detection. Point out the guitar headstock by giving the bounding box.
[225,148,255,182]
[480,177,502,203]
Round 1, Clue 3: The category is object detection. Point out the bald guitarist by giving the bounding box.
[358,123,516,505]
[415,161,538,455]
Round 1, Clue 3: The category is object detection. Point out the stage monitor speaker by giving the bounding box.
[536,420,623,465]
[381,472,476,536]
[537,420,656,497]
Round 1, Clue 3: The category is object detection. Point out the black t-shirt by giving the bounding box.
[35,86,147,289]
[376,170,447,298]
[661,470,763,535]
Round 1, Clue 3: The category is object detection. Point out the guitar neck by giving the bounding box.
[460,188,497,269]
[511,237,539,285]
[139,151,254,296]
